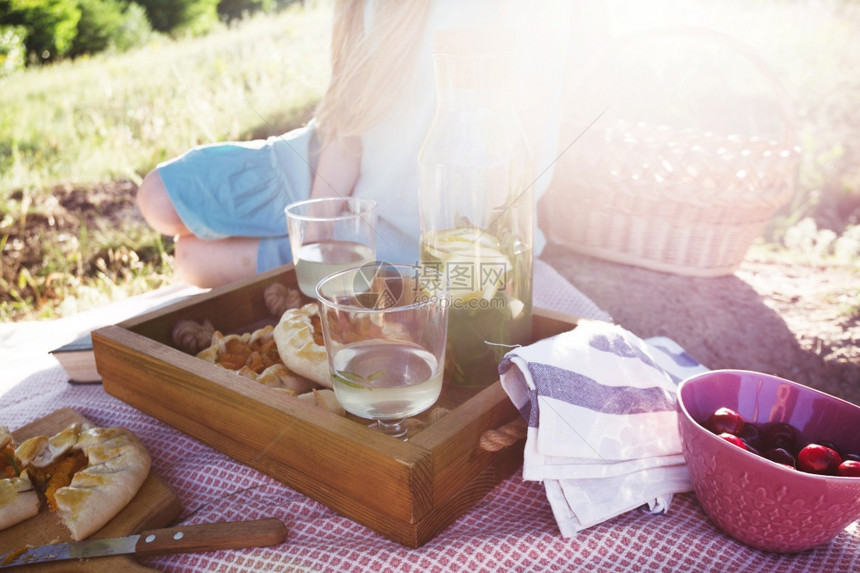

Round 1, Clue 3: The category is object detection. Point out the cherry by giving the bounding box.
[739,422,762,449]
[706,407,745,435]
[719,432,752,452]
[761,422,799,453]
[819,441,841,455]
[837,460,860,477]
[699,408,858,477]
[797,444,842,475]
[744,442,761,456]
[765,447,796,469]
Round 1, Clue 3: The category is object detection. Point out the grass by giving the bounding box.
[0,3,331,321]
[0,3,330,192]
[1,0,859,322]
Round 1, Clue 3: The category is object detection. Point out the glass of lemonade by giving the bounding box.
[315,262,449,439]
[285,197,377,297]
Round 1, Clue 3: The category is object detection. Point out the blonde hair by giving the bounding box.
[315,0,432,148]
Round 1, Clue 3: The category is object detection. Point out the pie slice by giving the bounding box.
[273,303,331,388]
[14,423,151,540]
[0,426,40,531]
[196,326,319,394]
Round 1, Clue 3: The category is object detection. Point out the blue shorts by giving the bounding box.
[157,122,318,272]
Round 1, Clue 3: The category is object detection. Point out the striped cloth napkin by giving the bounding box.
[498,320,709,537]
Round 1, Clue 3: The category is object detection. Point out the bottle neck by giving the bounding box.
[432,52,515,110]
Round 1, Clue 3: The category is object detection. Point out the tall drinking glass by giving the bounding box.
[285,197,377,297]
[316,262,450,439]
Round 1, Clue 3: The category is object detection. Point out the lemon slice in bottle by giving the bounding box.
[423,228,511,303]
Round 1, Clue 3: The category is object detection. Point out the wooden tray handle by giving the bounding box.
[479,417,528,452]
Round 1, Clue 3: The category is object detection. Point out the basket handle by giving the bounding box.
[575,25,796,146]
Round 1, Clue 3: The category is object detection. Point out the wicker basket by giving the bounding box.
[540,27,800,277]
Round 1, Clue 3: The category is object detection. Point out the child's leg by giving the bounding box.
[138,168,261,287]
[137,169,189,236]
[136,125,318,287]
[174,235,260,288]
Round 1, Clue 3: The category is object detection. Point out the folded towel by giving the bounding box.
[498,320,709,537]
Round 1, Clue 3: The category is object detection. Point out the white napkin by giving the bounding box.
[498,320,709,537]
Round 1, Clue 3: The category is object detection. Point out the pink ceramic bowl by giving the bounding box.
[676,369,860,553]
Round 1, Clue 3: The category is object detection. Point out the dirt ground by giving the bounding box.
[543,244,860,406]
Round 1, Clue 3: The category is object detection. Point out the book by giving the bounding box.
[44,285,206,385]
[50,333,101,384]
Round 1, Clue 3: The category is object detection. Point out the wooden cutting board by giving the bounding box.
[0,408,182,571]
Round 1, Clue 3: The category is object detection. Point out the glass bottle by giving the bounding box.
[418,30,534,388]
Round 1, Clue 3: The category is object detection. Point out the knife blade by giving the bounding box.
[0,517,288,568]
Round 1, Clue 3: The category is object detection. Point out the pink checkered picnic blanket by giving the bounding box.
[1,374,857,572]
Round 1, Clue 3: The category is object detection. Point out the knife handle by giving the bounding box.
[134,518,288,556]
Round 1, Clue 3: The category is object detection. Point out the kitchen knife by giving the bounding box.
[0,517,288,568]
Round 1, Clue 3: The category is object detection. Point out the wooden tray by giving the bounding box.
[0,408,181,572]
[92,265,577,547]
